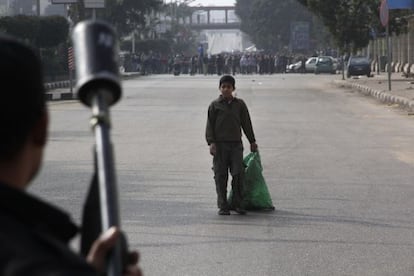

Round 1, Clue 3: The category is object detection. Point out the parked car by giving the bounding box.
[314,56,336,74]
[305,57,317,73]
[286,61,302,73]
[347,56,371,78]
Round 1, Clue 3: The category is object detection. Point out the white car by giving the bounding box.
[286,61,302,73]
[305,57,317,73]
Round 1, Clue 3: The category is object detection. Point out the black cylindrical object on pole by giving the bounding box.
[73,20,121,107]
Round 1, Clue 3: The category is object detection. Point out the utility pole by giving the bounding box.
[36,0,40,16]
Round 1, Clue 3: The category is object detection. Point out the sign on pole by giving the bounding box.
[380,0,389,27]
[378,0,392,90]
[387,0,414,9]
[289,21,310,51]
[84,0,105,8]
[51,0,77,3]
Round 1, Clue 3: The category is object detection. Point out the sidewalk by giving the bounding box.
[333,72,414,112]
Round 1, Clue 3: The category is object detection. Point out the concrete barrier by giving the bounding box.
[395,62,400,72]
[391,61,397,72]
[403,63,410,76]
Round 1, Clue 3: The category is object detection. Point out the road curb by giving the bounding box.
[333,80,414,112]
[45,91,74,101]
[45,72,141,101]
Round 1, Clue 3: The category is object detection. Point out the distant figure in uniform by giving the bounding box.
[300,56,306,73]
[216,54,224,75]
[206,75,258,215]
[0,35,142,276]
[198,44,204,74]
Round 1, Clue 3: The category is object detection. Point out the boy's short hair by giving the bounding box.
[219,75,235,88]
[0,35,45,161]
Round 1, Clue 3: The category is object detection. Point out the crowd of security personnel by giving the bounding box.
[121,51,299,76]
[172,53,291,76]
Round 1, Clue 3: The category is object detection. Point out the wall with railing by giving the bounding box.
[363,16,414,76]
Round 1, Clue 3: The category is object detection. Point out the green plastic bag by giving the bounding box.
[229,152,275,211]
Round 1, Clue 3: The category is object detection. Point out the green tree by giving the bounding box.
[161,2,198,55]
[236,0,412,54]
[297,0,411,53]
[38,16,69,48]
[161,23,197,55]
[69,0,162,37]
[297,0,369,52]
[0,16,39,44]
[0,15,68,48]
[235,0,315,52]
[0,15,70,79]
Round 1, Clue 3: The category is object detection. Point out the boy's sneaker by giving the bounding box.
[234,208,247,215]
[218,209,230,215]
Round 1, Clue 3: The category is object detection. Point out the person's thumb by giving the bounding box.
[87,227,119,272]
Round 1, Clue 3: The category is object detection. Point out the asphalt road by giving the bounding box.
[32,74,414,275]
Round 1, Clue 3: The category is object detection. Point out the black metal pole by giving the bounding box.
[36,0,40,16]
[387,23,392,91]
[90,90,122,276]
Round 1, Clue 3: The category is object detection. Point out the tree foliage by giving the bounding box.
[121,39,170,54]
[69,0,162,37]
[38,16,70,48]
[0,15,70,78]
[297,0,411,53]
[0,15,68,48]
[235,0,315,51]
[236,0,412,53]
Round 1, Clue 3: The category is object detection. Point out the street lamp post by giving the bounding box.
[36,0,40,16]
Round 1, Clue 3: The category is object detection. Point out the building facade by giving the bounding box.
[0,0,65,16]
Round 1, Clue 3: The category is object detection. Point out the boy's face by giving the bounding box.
[219,82,235,99]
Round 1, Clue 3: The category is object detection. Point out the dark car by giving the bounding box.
[314,56,336,74]
[347,56,371,78]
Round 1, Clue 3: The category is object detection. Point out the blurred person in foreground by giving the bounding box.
[0,35,142,276]
[206,75,258,215]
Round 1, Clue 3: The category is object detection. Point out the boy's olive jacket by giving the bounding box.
[206,95,256,145]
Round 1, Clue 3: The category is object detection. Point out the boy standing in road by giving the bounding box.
[206,75,258,215]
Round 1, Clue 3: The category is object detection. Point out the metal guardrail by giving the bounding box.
[44,80,71,91]
[44,72,141,101]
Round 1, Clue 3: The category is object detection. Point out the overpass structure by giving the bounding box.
[173,5,251,54]
[186,6,240,30]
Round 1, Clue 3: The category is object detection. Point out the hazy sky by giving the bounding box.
[189,0,236,6]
